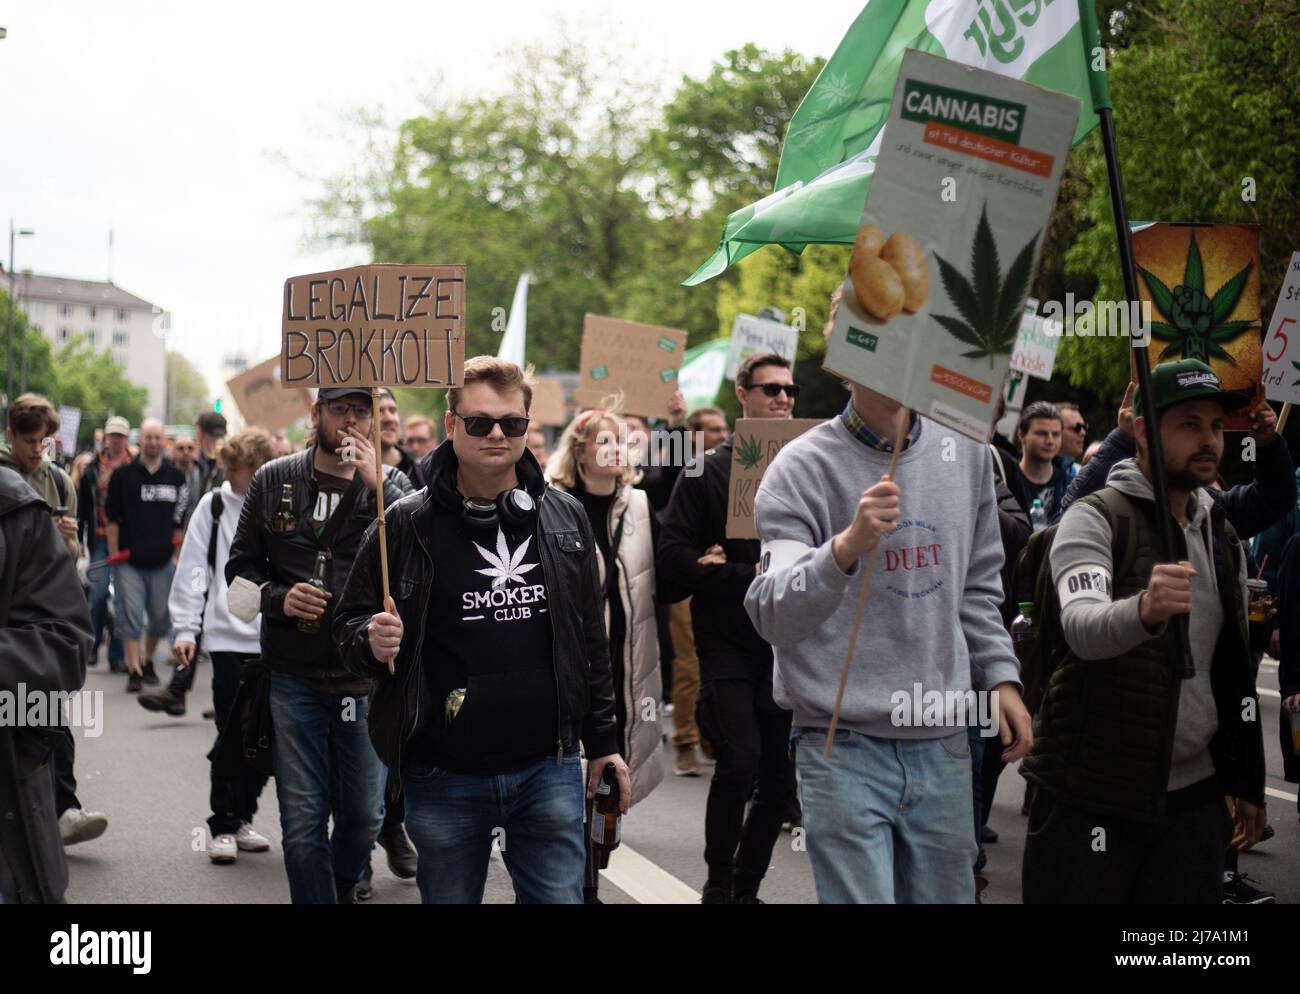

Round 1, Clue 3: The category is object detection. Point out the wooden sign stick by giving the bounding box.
[823,404,911,760]
[1277,402,1291,435]
[372,388,396,675]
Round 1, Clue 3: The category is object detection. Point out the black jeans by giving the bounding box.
[207,651,270,836]
[1022,779,1230,903]
[697,677,795,896]
[54,726,80,816]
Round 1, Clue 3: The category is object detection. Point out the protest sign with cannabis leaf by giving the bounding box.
[823,51,1079,443]
[726,418,821,540]
[1132,223,1263,429]
[932,205,1039,369]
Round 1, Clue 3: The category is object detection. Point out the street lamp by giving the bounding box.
[5,221,34,431]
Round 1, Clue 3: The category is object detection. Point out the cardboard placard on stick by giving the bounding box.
[1261,251,1300,407]
[1131,223,1263,431]
[575,315,687,418]
[281,264,466,389]
[726,418,822,540]
[530,377,568,427]
[227,356,312,432]
[823,50,1080,443]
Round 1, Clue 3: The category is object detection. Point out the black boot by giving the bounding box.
[377,822,418,880]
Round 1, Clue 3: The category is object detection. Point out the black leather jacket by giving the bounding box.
[333,442,620,777]
[225,447,412,682]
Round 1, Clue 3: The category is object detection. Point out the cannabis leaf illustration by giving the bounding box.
[473,529,538,590]
[1292,360,1300,387]
[931,204,1039,368]
[736,435,763,469]
[1138,230,1256,365]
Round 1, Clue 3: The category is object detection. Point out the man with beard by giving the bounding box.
[226,388,413,903]
[105,418,188,691]
[1022,360,1266,903]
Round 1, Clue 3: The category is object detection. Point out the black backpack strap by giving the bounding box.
[207,489,225,570]
[52,466,68,507]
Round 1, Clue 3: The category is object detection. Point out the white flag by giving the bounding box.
[497,274,530,368]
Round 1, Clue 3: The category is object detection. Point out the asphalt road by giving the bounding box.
[64,645,1299,904]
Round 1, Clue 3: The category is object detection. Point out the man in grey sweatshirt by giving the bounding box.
[745,381,1032,903]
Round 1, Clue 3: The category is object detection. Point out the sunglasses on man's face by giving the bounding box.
[1068,422,1088,434]
[324,400,373,420]
[455,413,531,438]
[746,383,801,399]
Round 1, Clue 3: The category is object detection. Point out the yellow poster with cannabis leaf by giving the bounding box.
[1132,222,1262,430]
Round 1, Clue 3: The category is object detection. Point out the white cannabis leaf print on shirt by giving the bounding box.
[473,528,540,589]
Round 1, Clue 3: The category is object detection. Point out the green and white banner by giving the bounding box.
[685,0,1098,285]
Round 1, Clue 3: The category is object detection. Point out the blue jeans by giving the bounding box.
[793,727,977,904]
[113,560,175,642]
[88,539,123,664]
[269,672,385,904]
[402,751,586,904]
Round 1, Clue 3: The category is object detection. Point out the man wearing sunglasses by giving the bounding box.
[226,386,414,903]
[657,352,800,904]
[334,356,626,904]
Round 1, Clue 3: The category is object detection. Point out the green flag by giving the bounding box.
[685,0,1100,285]
[677,337,731,410]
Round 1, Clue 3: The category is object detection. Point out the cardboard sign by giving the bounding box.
[726,418,822,540]
[530,377,568,427]
[1008,298,1062,381]
[281,264,466,389]
[1132,223,1262,430]
[727,315,798,380]
[574,315,688,418]
[227,355,313,432]
[1259,252,1300,407]
[824,50,1080,443]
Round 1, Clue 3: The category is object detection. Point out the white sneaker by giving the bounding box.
[209,834,237,864]
[58,807,109,846]
[235,822,270,852]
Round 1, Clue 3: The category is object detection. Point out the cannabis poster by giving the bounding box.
[726,418,822,540]
[1132,222,1264,430]
[823,50,1080,443]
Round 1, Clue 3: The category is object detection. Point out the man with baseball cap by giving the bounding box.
[78,415,134,673]
[1022,359,1266,903]
[226,385,413,903]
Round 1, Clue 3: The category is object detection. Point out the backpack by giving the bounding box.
[1012,487,1137,711]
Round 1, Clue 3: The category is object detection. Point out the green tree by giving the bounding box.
[1057,0,1300,404]
[165,351,213,426]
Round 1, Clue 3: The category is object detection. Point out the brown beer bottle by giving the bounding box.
[589,763,621,855]
[297,551,329,634]
[273,483,297,533]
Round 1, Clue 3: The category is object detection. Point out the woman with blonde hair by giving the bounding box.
[548,402,664,903]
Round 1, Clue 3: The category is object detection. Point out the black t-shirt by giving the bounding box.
[310,470,349,536]
[1024,463,1067,520]
[104,458,188,568]
[412,500,559,775]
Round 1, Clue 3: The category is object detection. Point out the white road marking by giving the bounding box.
[1266,786,1297,802]
[600,843,700,904]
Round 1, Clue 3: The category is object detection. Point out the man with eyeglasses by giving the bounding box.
[658,352,800,904]
[226,387,413,903]
[334,356,626,904]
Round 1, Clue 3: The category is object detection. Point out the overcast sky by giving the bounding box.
[0,1,851,396]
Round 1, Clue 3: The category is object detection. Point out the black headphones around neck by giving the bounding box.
[461,487,538,531]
